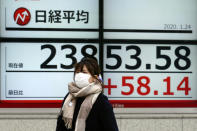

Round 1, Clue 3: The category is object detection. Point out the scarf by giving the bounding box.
[61,81,102,131]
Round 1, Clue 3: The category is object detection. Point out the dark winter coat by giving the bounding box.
[56,93,119,131]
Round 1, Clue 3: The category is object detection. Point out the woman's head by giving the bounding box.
[75,57,100,76]
[73,57,102,88]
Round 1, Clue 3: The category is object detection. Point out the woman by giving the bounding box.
[56,57,119,131]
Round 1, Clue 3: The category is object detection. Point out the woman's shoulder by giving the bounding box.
[97,93,108,101]
[60,93,69,108]
[95,93,113,110]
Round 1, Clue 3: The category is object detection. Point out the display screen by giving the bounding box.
[0,0,197,108]
[1,42,99,101]
[103,43,197,107]
[0,0,99,38]
[104,0,197,40]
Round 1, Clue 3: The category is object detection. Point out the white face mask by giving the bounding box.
[74,73,91,88]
